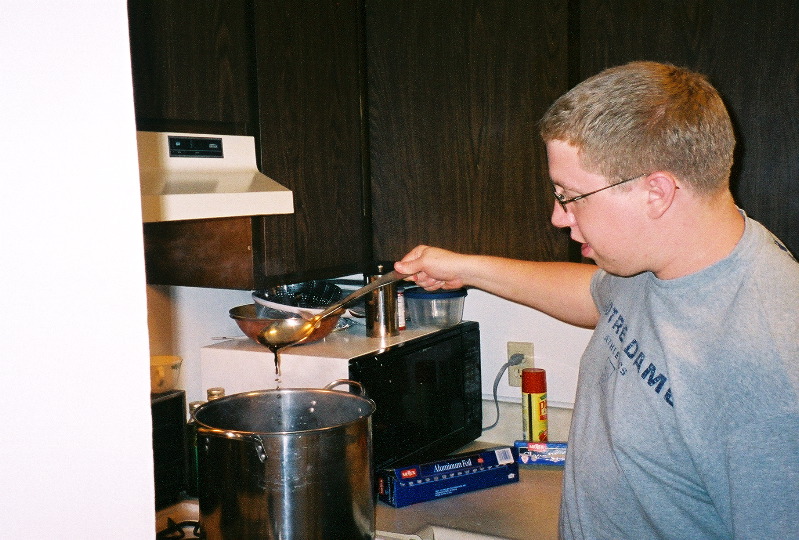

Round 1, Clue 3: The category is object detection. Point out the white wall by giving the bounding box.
[1,3,155,538]
[464,289,592,407]
[147,285,253,401]
[148,286,592,409]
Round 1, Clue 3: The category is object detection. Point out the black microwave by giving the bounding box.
[349,321,482,469]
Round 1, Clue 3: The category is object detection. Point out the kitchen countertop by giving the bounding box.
[157,449,564,539]
[376,465,563,540]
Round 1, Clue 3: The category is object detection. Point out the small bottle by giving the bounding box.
[185,400,204,497]
[206,387,225,401]
[397,287,406,331]
[522,368,548,442]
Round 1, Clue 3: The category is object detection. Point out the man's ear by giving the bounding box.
[645,171,680,219]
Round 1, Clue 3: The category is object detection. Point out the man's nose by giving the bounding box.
[551,202,574,228]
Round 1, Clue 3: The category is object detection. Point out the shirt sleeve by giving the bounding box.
[725,413,799,537]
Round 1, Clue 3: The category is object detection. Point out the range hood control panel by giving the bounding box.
[168,135,223,158]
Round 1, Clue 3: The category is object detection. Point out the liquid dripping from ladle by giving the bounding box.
[267,343,301,389]
[258,320,316,389]
[267,338,305,389]
[269,345,282,388]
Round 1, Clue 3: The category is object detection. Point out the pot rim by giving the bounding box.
[194,387,376,437]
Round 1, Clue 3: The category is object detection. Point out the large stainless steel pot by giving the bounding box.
[194,380,376,540]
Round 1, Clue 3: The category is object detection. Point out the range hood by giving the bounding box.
[137,131,294,222]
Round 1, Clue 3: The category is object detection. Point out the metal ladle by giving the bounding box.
[256,270,409,352]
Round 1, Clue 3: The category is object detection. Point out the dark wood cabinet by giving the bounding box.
[143,217,256,289]
[129,0,368,289]
[252,0,369,284]
[366,1,572,262]
[128,0,256,135]
[577,0,799,256]
[130,1,798,289]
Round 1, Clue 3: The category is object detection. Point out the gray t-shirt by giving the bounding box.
[560,214,799,539]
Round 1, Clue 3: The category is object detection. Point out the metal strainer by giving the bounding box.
[253,280,344,318]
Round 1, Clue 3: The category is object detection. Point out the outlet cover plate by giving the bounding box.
[507,341,535,387]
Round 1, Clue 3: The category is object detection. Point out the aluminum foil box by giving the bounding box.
[514,441,567,466]
[377,446,519,508]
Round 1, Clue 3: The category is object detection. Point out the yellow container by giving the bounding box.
[522,368,548,442]
[150,355,182,393]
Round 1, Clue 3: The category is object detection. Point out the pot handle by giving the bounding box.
[196,428,269,462]
[324,379,366,397]
[197,426,259,443]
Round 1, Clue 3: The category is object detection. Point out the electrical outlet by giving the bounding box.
[507,341,535,387]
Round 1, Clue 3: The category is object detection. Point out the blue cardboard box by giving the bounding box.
[514,441,567,466]
[377,446,519,508]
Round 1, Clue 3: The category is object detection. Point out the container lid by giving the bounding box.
[522,368,547,394]
[403,287,467,299]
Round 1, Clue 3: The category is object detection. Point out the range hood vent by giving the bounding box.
[137,131,294,222]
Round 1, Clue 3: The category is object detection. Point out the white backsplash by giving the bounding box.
[147,284,592,408]
[479,400,573,445]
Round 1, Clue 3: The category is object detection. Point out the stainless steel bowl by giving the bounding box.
[229,304,342,344]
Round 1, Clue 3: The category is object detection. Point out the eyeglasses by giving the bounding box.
[553,173,648,212]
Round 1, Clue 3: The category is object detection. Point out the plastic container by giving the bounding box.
[149,355,182,394]
[403,287,467,328]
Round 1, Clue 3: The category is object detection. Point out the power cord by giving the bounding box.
[482,353,524,431]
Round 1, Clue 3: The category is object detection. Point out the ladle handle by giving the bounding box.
[317,270,409,320]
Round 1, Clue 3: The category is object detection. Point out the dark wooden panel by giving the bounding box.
[143,218,255,289]
[253,0,368,281]
[130,0,260,290]
[128,0,256,134]
[578,0,799,255]
[366,1,572,262]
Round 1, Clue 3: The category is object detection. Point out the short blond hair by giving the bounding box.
[540,61,735,194]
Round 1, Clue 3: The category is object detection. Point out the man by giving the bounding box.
[395,62,799,539]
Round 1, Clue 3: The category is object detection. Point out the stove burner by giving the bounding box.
[156,518,202,539]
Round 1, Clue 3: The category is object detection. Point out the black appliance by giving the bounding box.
[349,321,482,469]
[151,389,186,510]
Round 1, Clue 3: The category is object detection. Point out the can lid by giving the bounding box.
[522,368,546,394]
[189,401,205,412]
[207,387,226,400]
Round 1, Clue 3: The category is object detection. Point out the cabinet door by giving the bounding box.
[127,0,256,134]
[578,0,799,256]
[143,217,255,289]
[366,1,572,262]
[252,0,369,285]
